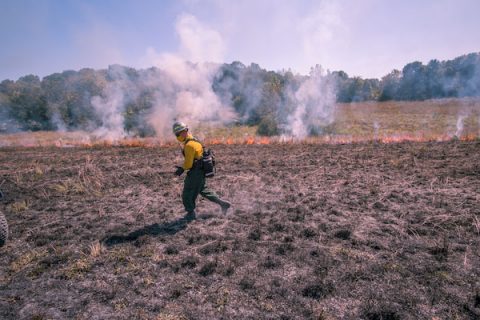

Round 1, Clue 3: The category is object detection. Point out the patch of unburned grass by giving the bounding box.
[0,131,92,147]
[10,248,48,274]
[61,257,93,279]
[8,199,30,213]
[113,298,129,311]
[59,241,106,279]
[333,99,480,138]
[194,124,257,140]
[107,246,132,263]
[143,275,155,286]
[51,179,86,194]
[77,156,105,193]
[48,158,104,196]
[32,165,45,179]
[89,240,104,258]
[155,313,187,320]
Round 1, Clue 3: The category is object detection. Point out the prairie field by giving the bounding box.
[0,99,480,319]
[0,98,479,148]
[332,98,480,139]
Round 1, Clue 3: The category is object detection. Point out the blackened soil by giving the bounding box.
[1,141,479,319]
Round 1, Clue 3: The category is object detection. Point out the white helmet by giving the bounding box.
[172,121,188,135]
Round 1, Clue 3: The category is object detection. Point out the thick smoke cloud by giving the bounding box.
[146,56,236,138]
[85,8,340,141]
[90,13,236,140]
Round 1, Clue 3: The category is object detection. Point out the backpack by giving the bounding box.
[185,138,216,178]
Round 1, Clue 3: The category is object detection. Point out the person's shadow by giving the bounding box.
[102,215,194,246]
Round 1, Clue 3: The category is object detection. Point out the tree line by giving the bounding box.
[0,52,479,134]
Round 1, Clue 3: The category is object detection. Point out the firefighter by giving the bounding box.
[172,121,231,220]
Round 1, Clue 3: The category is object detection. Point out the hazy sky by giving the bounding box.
[1,0,479,81]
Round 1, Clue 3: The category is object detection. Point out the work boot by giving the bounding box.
[218,200,231,215]
[184,210,196,221]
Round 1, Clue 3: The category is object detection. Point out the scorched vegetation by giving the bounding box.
[0,141,479,319]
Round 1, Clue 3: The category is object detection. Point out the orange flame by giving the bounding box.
[1,131,478,148]
[258,137,271,145]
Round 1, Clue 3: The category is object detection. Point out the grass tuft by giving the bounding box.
[89,241,104,258]
[62,257,92,279]
[8,200,29,213]
[10,249,47,273]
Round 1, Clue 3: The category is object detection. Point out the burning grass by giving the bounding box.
[1,98,479,148]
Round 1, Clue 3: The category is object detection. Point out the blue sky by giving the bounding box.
[0,0,479,81]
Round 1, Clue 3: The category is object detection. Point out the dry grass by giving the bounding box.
[89,240,104,258]
[8,200,29,213]
[77,156,105,193]
[333,98,480,138]
[9,248,48,274]
[50,179,86,194]
[0,98,479,147]
[61,257,93,279]
[155,313,188,320]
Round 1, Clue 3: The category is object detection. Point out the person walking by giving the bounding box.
[172,121,231,220]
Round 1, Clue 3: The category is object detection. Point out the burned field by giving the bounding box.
[0,141,479,319]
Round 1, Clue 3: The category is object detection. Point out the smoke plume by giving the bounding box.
[455,114,466,137]
[285,66,337,138]
[90,13,236,141]
[89,11,339,141]
[91,65,139,140]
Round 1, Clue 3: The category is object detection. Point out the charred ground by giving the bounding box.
[0,141,479,319]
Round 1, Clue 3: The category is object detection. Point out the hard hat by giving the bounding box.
[172,121,188,135]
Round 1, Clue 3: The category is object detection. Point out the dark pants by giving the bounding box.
[182,167,222,213]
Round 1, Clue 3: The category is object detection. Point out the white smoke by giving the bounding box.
[455,114,467,137]
[176,13,226,63]
[299,1,346,73]
[88,13,236,141]
[373,121,380,139]
[285,65,336,138]
[143,13,235,139]
[91,65,136,140]
[50,106,67,132]
[91,85,126,140]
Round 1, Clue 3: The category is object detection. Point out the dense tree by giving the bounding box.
[6,75,51,131]
[379,69,401,101]
[0,52,479,135]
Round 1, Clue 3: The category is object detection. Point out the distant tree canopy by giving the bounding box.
[0,52,479,134]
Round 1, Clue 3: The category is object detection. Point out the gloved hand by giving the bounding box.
[174,166,184,176]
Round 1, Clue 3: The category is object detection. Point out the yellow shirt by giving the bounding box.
[177,133,203,170]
